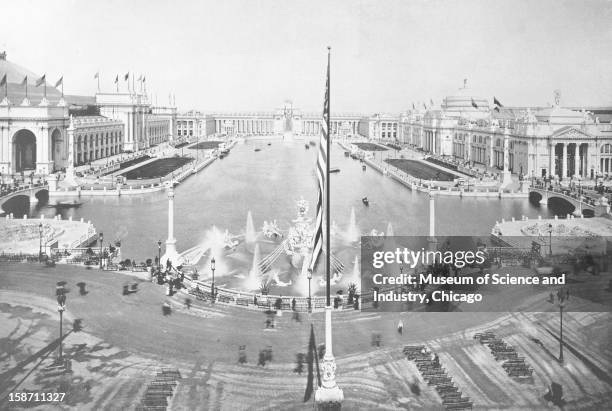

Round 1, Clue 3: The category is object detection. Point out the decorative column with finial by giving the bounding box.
[428,191,437,251]
[161,187,181,267]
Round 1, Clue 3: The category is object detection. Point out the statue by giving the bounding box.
[553,89,561,107]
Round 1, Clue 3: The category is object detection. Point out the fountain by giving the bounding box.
[245,211,256,244]
[344,207,359,243]
[386,222,394,238]
[351,255,360,283]
[245,243,262,290]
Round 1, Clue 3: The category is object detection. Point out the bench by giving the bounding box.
[444,400,473,410]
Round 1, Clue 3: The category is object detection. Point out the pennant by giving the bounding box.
[20,76,28,86]
[142,75,146,83]
[493,96,503,108]
[430,98,434,107]
[0,74,6,87]
[114,75,119,84]
[494,106,500,112]
[55,76,63,88]
[423,102,427,110]
[137,75,142,82]
[471,98,478,109]
[412,102,415,110]
[94,72,99,79]
[124,72,129,81]
[35,75,46,87]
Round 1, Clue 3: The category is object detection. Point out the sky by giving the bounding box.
[1,0,611,113]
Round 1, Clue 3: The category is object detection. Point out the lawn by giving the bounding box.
[353,142,388,151]
[120,157,193,179]
[384,159,456,181]
[189,141,224,150]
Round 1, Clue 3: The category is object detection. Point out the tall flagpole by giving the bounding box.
[316,45,343,410]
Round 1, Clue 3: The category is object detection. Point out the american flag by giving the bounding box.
[308,50,330,274]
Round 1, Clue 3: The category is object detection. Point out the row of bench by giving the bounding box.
[135,368,182,411]
[404,345,473,410]
[474,332,533,379]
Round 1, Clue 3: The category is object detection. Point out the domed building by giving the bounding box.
[399,82,612,180]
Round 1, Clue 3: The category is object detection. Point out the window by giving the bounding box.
[601,144,612,154]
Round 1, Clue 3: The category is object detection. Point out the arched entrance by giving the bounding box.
[12,129,37,173]
[51,128,63,171]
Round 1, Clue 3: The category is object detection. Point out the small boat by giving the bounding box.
[254,148,261,152]
[221,148,230,154]
[362,165,366,171]
[219,153,226,159]
[305,144,310,149]
[344,151,350,157]
[362,197,369,206]
[330,168,340,173]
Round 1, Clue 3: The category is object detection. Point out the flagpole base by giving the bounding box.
[20,98,31,106]
[57,98,66,107]
[39,97,49,107]
[315,385,344,410]
[0,97,10,106]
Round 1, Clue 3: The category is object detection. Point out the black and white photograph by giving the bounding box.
[1,0,612,410]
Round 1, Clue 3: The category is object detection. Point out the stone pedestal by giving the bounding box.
[594,196,610,217]
[315,307,344,410]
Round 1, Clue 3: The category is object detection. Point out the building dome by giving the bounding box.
[0,52,62,104]
[441,83,489,118]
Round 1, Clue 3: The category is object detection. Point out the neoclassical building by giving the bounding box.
[181,104,364,138]
[399,85,612,179]
[0,52,176,176]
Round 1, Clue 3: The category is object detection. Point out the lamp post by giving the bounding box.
[56,289,66,362]
[557,287,569,364]
[38,223,43,263]
[98,232,104,269]
[211,257,216,303]
[307,269,313,313]
[548,224,553,256]
[157,240,162,270]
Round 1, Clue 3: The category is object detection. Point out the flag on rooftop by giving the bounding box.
[55,76,63,88]
[35,75,46,87]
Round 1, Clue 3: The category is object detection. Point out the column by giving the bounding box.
[162,188,180,266]
[584,144,589,178]
[489,137,494,167]
[574,144,580,178]
[562,143,567,179]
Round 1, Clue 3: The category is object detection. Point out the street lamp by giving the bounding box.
[98,232,104,269]
[556,287,569,364]
[548,224,553,256]
[211,257,216,303]
[38,223,43,263]
[307,269,313,313]
[157,240,162,270]
[56,287,66,362]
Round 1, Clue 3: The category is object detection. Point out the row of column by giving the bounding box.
[549,142,589,179]
[215,119,274,134]
[302,121,321,135]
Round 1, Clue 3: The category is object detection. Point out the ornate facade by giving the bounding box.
[0,52,176,175]
[399,85,612,179]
